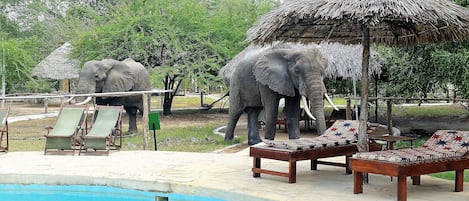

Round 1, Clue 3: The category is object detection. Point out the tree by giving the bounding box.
[70,0,278,115]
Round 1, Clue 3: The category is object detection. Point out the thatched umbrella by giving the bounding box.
[32,42,80,93]
[247,0,469,151]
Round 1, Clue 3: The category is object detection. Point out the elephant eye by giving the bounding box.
[294,67,300,74]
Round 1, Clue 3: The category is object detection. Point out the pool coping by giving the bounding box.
[1,151,468,201]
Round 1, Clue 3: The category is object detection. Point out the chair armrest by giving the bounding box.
[44,126,53,136]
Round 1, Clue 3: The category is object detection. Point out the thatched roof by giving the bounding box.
[32,42,80,80]
[220,42,382,84]
[248,0,469,45]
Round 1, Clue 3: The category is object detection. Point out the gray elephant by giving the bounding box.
[76,58,151,133]
[224,47,333,145]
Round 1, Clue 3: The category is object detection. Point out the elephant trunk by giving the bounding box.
[307,80,327,135]
[75,77,96,102]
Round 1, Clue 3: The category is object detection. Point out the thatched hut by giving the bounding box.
[32,42,80,93]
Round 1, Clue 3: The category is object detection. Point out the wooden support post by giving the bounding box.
[253,157,261,178]
[455,170,464,192]
[386,100,393,135]
[142,93,149,150]
[397,176,407,201]
[346,98,352,120]
[44,97,48,114]
[288,159,297,183]
[353,171,363,194]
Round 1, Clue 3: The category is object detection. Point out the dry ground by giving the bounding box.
[5,101,469,152]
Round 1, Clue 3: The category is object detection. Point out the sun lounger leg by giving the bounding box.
[455,170,464,192]
[311,159,317,170]
[397,175,407,201]
[353,171,363,194]
[411,176,420,185]
[288,159,296,183]
[345,155,352,174]
[253,157,261,178]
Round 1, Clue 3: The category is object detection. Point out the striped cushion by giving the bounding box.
[263,120,359,150]
[354,130,469,163]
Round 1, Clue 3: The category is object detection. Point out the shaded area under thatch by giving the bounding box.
[32,42,80,80]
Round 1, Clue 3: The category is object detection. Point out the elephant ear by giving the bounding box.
[253,49,295,97]
[101,59,135,93]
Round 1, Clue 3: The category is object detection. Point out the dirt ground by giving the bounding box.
[5,102,469,152]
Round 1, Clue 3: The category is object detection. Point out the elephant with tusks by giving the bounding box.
[75,58,151,133]
[221,45,338,145]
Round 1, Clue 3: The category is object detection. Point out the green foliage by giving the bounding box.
[376,42,469,99]
[0,0,278,97]
[0,35,50,94]
[70,0,277,89]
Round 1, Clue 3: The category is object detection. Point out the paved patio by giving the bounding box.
[0,149,468,201]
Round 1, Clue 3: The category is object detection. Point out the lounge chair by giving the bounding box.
[0,107,10,152]
[44,105,87,155]
[250,120,368,183]
[351,130,469,201]
[79,105,123,155]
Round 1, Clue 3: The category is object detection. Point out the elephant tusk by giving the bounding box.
[325,93,339,111]
[301,96,316,121]
[75,96,93,105]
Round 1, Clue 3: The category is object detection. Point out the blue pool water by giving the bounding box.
[0,184,225,201]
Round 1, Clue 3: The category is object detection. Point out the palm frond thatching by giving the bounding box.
[32,42,80,80]
[248,0,469,45]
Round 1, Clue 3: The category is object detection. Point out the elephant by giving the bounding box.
[224,47,336,145]
[75,58,151,133]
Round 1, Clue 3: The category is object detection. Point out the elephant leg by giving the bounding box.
[125,107,138,133]
[246,107,263,145]
[284,95,301,139]
[225,108,243,141]
[260,89,280,140]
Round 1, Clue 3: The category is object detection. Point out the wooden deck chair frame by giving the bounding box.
[79,105,123,155]
[0,107,10,152]
[44,105,88,155]
[350,130,469,201]
[250,120,381,183]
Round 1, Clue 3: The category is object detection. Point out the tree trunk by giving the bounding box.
[162,73,184,115]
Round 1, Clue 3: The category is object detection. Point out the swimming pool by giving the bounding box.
[0,184,225,201]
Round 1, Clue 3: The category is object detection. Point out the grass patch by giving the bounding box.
[392,105,469,118]
[431,170,469,182]
[122,123,246,152]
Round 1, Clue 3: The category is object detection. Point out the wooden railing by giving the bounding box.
[344,96,469,135]
[0,90,172,150]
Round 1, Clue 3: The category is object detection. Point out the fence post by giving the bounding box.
[44,97,48,113]
[386,100,393,135]
[346,98,352,120]
[142,93,149,150]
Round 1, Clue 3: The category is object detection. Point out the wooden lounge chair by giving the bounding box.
[44,105,87,155]
[0,107,10,152]
[79,105,123,155]
[250,120,365,183]
[351,130,469,201]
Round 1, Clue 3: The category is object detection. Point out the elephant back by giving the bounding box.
[123,58,151,91]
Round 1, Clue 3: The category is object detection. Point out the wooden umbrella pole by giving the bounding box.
[358,25,370,152]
